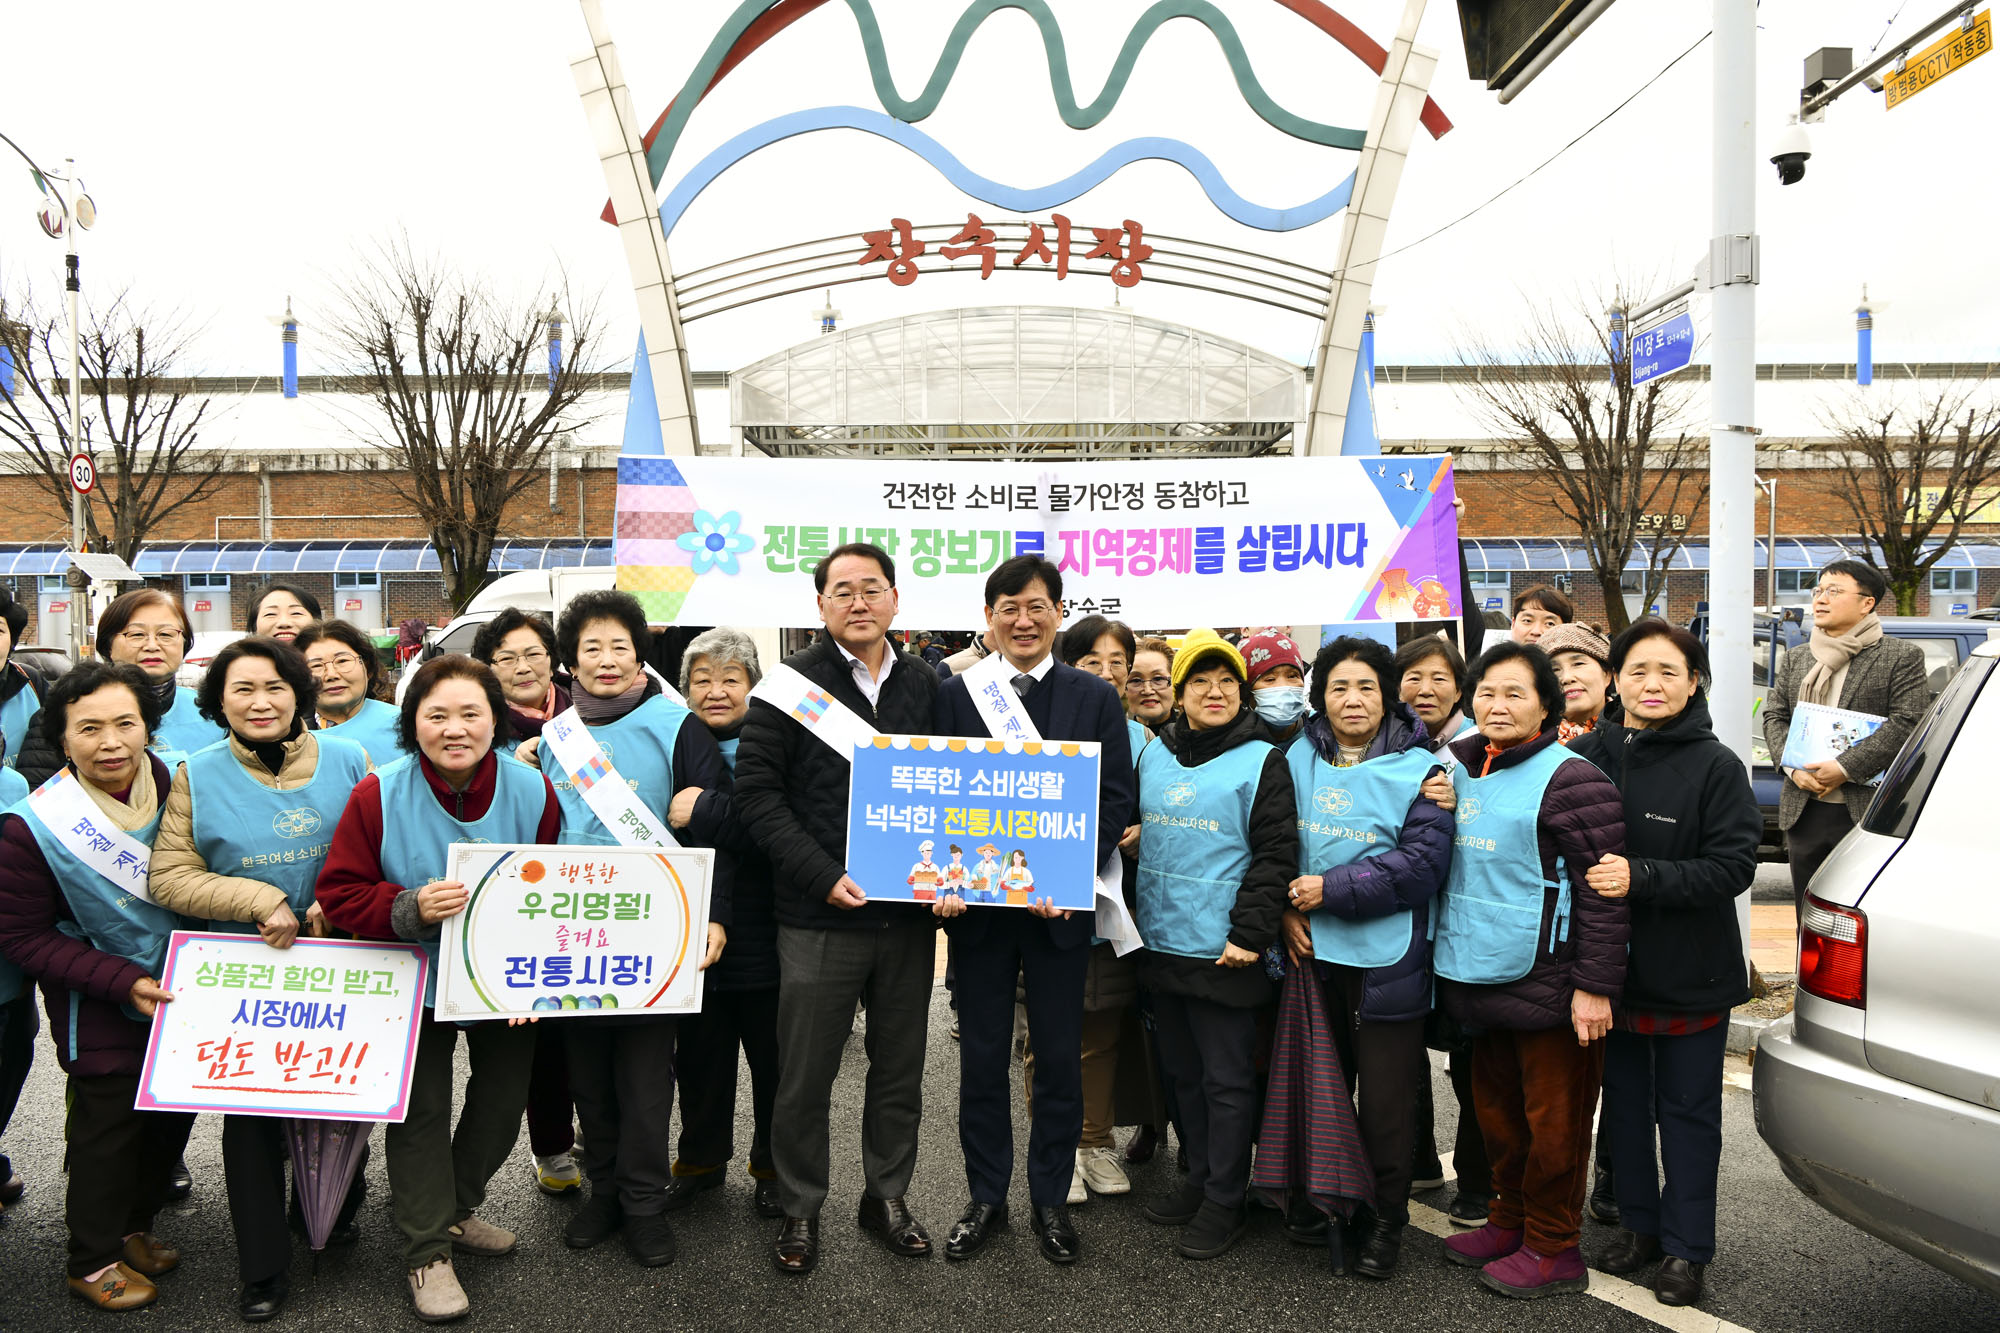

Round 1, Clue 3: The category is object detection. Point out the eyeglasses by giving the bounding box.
[1185,676,1241,695]
[489,649,550,669]
[993,600,1056,620]
[305,653,363,675]
[1127,674,1172,692]
[822,585,893,609]
[117,628,184,646]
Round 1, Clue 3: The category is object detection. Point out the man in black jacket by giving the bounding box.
[733,543,941,1276]
[931,557,1133,1267]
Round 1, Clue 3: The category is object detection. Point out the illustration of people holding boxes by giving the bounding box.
[906,839,941,901]
[1000,848,1034,906]
[942,844,970,896]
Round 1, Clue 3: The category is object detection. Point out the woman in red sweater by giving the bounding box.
[315,655,560,1323]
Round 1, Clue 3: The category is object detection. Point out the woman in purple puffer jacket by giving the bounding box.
[1434,641,1627,1302]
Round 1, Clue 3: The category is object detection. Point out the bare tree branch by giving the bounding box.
[319,238,604,611]
[1452,290,1707,633]
[1811,382,2000,613]
[0,285,228,564]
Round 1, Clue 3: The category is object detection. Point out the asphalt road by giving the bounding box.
[2,986,1995,1333]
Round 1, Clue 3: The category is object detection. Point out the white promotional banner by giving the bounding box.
[616,454,1461,629]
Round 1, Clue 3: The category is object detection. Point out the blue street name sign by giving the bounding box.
[1631,308,1695,387]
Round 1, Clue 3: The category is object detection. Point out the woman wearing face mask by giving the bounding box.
[1131,629,1295,1261]
[315,656,560,1323]
[468,608,580,1197]
[1566,622,1757,1310]
[97,589,221,764]
[1241,631,1310,742]
[1277,636,1453,1279]
[0,661,193,1311]
[1539,625,1613,745]
[1435,643,1627,1301]
[1124,638,1177,734]
[519,590,731,1269]
[247,583,321,645]
[471,609,569,760]
[660,628,783,1218]
[146,637,371,1323]
[295,620,405,763]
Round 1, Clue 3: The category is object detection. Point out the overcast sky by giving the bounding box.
[1,0,1993,387]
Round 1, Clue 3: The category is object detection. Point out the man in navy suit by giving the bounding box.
[932,556,1134,1265]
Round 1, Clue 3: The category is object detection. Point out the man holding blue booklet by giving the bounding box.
[1761,560,1930,913]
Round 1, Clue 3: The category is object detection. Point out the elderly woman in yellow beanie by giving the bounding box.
[1128,629,1297,1261]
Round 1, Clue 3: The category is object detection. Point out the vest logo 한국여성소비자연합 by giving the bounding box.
[272,807,323,840]
[1163,778,1197,808]
[1455,797,1482,825]
[1312,786,1353,817]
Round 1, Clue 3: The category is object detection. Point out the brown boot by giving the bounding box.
[121,1231,180,1276]
[67,1263,159,1311]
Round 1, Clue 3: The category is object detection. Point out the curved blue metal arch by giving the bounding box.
[657,106,1356,238]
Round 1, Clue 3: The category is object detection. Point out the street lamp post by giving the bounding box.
[63,159,86,660]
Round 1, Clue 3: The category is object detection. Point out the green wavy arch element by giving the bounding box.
[645,0,1366,187]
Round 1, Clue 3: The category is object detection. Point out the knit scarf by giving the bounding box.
[1801,613,1882,707]
[572,675,649,726]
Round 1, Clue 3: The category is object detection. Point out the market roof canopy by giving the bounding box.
[729,306,1305,459]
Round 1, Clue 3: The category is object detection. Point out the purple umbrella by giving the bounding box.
[286,1118,368,1251]
[1251,960,1374,1223]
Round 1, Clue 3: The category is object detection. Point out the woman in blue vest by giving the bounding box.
[517,589,730,1269]
[295,618,405,764]
[1130,628,1295,1261]
[1435,641,1628,1300]
[248,582,320,646]
[1276,635,1453,1277]
[470,609,580,1194]
[316,655,560,1323]
[98,587,223,764]
[147,635,371,1323]
[0,660,194,1311]
[0,585,61,787]
[662,627,783,1217]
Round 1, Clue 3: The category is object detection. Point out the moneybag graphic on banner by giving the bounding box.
[136,932,429,1121]
[616,454,1459,629]
[436,843,713,1020]
[846,735,1100,911]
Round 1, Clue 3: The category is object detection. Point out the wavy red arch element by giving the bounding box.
[600,0,1453,224]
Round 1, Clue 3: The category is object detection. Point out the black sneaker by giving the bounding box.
[1410,1154,1449,1191]
[1589,1168,1620,1226]
[1142,1182,1203,1226]
[1175,1199,1247,1260]
[660,1170,723,1213]
[564,1192,623,1249]
[1447,1192,1491,1228]
[165,1157,193,1203]
[624,1211,676,1267]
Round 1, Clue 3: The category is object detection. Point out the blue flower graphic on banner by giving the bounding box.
[675,509,754,575]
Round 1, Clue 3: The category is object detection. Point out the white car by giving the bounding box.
[177,630,246,688]
[1755,635,2000,1296]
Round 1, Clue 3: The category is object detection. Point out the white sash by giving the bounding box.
[542,707,680,849]
[28,767,162,905]
[748,662,881,760]
[959,655,1144,955]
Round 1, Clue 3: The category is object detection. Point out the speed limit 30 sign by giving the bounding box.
[68,453,96,495]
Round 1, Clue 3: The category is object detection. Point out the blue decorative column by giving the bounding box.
[1855,291,1873,388]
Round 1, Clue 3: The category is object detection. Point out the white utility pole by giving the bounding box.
[1711,0,1759,963]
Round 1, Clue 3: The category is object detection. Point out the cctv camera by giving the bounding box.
[1772,117,1811,185]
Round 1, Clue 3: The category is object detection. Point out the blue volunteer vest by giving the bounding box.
[184,735,371,932]
[1431,744,1582,986]
[1288,739,1437,969]
[11,781,180,981]
[153,686,221,766]
[717,734,739,774]
[0,678,36,771]
[1134,735,1273,961]
[320,697,404,766]
[1126,718,1149,768]
[377,752,548,1005]
[539,694,689,846]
